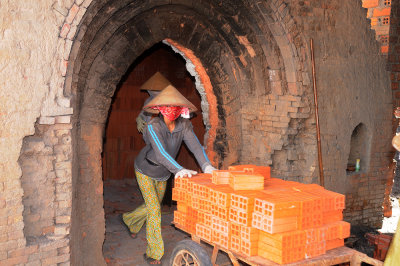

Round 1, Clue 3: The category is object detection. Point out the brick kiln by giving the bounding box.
[1,0,397,265]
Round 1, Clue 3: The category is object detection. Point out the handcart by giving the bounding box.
[170,223,384,266]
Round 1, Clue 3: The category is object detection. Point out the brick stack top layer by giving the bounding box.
[172,165,350,264]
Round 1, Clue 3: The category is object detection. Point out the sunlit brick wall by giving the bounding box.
[363,0,391,53]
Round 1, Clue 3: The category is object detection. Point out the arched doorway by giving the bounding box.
[102,42,206,264]
[65,1,302,264]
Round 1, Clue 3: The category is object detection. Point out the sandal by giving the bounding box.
[119,214,137,239]
[143,254,161,265]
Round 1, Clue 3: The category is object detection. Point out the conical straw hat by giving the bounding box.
[139,72,172,92]
[143,85,197,114]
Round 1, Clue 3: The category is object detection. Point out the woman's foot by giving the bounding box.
[143,254,161,265]
[119,214,138,239]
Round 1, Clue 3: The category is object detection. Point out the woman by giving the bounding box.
[122,84,216,265]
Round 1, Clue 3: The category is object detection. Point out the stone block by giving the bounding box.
[0,240,19,252]
[42,226,55,235]
[72,6,86,27]
[55,130,71,138]
[57,245,70,255]
[0,255,28,265]
[287,82,302,95]
[66,4,79,24]
[54,225,70,235]
[0,250,6,260]
[58,200,72,209]
[55,169,72,183]
[82,0,92,8]
[67,24,78,40]
[53,124,72,131]
[270,80,284,95]
[56,193,71,202]
[55,161,72,170]
[268,69,282,81]
[56,216,71,224]
[42,253,70,265]
[25,260,41,266]
[55,116,71,124]
[60,23,71,39]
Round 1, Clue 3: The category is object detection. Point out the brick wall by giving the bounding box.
[363,0,392,54]
[283,0,392,228]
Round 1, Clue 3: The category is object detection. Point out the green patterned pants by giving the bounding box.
[122,170,167,260]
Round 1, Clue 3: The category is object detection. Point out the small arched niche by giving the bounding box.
[347,123,369,174]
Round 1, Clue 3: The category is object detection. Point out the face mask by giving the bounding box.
[156,106,183,121]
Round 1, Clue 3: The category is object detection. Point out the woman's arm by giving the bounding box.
[182,122,214,172]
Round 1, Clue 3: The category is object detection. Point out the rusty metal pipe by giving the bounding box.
[310,38,325,187]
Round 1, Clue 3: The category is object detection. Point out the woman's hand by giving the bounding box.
[175,169,198,178]
[204,165,217,174]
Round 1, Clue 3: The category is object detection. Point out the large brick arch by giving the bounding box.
[62,1,308,264]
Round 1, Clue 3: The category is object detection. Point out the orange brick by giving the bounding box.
[373,7,391,17]
[252,212,298,234]
[212,230,229,249]
[230,235,241,253]
[197,211,213,227]
[172,188,186,202]
[174,177,189,190]
[241,226,259,243]
[362,0,379,8]
[322,210,343,224]
[212,170,231,184]
[212,216,230,235]
[195,223,212,242]
[195,182,215,199]
[254,194,301,218]
[338,221,351,239]
[177,202,188,213]
[198,198,212,213]
[305,241,326,258]
[211,204,229,220]
[230,223,241,238]
[304,189,345,211]
[174,211,186,228]
[229,172,264,191]
[258,244,305,264]
[326,238,344,250]
[187,175,212,194]
[228,164,257,171]
[210,185,232,207]
[241,239,258,256]
[229,207,252,227]
[230,191,263,211]
[321,221,347,241]
[258,230,306,250]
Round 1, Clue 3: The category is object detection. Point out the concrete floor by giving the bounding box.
[102,178,231,266]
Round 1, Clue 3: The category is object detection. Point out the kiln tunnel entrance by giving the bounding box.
[102,42,209,263]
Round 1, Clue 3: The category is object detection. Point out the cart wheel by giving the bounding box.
[170,239,212,266]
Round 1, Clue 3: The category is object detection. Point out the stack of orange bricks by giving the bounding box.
[172,165,350,264]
